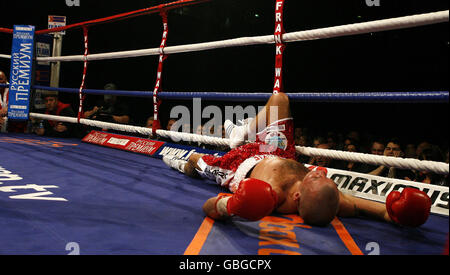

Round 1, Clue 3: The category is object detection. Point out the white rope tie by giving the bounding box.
[30,113,449,175]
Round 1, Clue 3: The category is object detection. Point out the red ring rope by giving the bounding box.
[152,8,169,136]
[0,0,210,35]
[77,27,89,122]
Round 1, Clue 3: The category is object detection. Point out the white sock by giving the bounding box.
[224,118,255,149]
[162,155,187,173]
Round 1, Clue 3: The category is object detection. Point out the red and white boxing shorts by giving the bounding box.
[196,118,296,192]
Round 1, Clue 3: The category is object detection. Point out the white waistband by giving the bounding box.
[228,154,280,192]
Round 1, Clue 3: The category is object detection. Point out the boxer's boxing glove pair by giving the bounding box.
[216,179,432,226]
[386,188,432,227]
[215,178,277,221]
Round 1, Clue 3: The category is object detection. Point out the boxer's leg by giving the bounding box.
[250,92,291,136]
[226,93,292,146]
[163,153,204,177]
[184,153,205,177]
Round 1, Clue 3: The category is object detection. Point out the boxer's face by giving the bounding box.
[295,169,328,205]
[302,169,328,187]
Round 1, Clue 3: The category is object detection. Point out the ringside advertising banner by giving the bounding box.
[8,25,35,121]
[81,131,226,159]
[154,141,225,160]
[82,131,165,156]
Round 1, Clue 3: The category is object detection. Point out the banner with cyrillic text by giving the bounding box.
[8,25,35,121]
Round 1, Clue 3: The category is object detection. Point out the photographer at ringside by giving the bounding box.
[83,83,130,125]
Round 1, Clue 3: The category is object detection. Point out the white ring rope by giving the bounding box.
[30,113,449,175]
[296,147,449,176]
[1,10,447,62]
[30,113,230,147]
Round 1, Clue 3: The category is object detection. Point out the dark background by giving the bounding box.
[0,0,448,147]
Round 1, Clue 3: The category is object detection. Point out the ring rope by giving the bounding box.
[3,5,448,174]
[77,27,89,122]
[29,112,449,175]
[152,9,170,136]
[6,10,446,63]
[0,0,211,35]
[2,83,447,103]
[17,85,450,103]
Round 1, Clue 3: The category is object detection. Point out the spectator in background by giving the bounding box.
[308,136,325,166]
[294,128,302,142]
[34,92,77,138]
[326,131,338,150]
[295,133,310,164]
[346,130,360,145]
[370,140,385,156]
[416,141,432,158]
[83,83,130,125]
[294,129,308,145]
[335,142,364,172]
[146,116,154,129]
[358,140,385,173]
[369,138,415,181]
[166,118,177,131]
[416,145,448,186]
[145,116,156,139]
[342,136,356,151]
[294,127,310,147]
[0,70,8,132]
[296,135,309,147]
[309,143,337,169]
[0,70,27,133]
[312,136,326,148]
[404,143,417,159]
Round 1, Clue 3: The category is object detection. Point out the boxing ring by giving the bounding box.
[0,133,448,255]
[1,0,449,255]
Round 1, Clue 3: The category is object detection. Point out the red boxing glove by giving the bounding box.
[227,178,278,221]
[386,188,432,227]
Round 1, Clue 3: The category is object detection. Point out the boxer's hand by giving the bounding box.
[226,178,278,221]
[386,188,431,227]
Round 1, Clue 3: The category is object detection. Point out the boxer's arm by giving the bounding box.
[337,192,392,223]
[202,196,229,220]
[202,179,277,221]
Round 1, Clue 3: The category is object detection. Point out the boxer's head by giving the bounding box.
[294,169,339,226]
